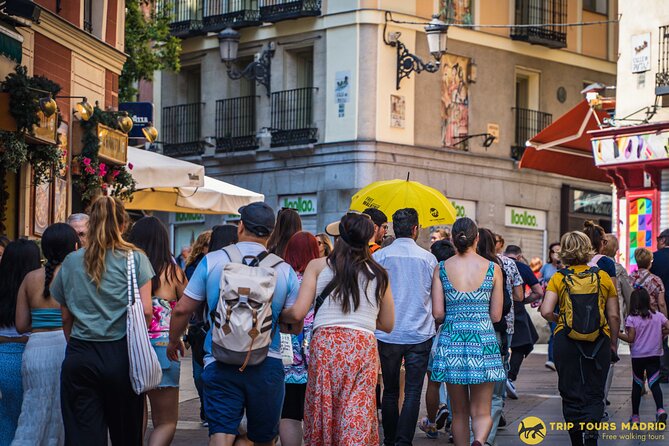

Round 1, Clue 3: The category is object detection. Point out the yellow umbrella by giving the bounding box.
[350,178,457,226]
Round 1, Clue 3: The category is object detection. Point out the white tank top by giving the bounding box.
[312,265,380,334]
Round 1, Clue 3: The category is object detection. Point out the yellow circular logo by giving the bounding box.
[518,416,547,445]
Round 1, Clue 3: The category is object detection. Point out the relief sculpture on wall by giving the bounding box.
[441,54,469,147]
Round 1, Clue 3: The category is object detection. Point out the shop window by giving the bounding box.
[583,0,607,15]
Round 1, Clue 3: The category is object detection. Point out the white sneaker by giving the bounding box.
[506,379,518,399]
[545,360,556,372]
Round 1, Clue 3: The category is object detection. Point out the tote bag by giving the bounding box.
[126,250,162,394]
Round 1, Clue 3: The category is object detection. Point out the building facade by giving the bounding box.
[156,0,617,260]
[0,0,126,238]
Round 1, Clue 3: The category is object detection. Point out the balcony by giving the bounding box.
[510,0,567,49]
[259,0,321,23]
[511,107,552,160]
[656,25,669,96]
[162,103,204,157]
[270,88,318,147]
[203,0,261,31]
[215,96,258,152]
[159,0,203,38]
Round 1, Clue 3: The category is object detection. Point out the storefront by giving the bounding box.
[450,199,477,222]
[590,122,669,269]
[504,206,547,262]
[171,212,207,254]
[560,185,613,234]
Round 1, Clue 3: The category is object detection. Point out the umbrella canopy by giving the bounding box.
[128,146,205,189]
[125,176,264,214]
[350,179,457,226]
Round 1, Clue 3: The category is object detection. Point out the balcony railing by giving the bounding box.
[657,25,669,95]
[270,87,318,147]
[510,0,567,49]
[511,107,552,160]
[259,0,321,23]
[203,0,261,31]
[215,96,258,152]
[162,103,204,157]
[158,0,203,38]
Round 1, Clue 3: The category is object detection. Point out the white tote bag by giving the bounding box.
[126,250,162,394]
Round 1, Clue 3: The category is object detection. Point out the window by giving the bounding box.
[583,0,607,15]
[83,0,93,32]
[295,49,314,89]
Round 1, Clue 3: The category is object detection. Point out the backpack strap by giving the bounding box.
[314,280,337,316]
[258,253,284,269]
[222,245,243,264]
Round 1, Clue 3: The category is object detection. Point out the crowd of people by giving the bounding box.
[0,196,669,446]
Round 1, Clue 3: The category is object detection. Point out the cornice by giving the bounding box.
[31,9,126,74]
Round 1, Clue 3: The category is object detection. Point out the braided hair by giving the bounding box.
[41,223,79,298]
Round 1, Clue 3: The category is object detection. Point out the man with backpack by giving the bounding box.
[167,202,301,446]
[540,232,620,446]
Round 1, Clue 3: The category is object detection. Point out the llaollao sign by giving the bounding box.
[280,194,317,216]
[451,199,477,220]
[505,207,546,231]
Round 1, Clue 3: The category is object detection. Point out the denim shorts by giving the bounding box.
[202,357,285,442]
[150,338,181,388]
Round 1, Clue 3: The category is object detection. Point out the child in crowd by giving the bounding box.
[619,288,669,425]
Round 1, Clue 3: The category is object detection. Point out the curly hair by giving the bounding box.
[559,231,595,266]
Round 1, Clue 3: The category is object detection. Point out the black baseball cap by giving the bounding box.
[238,202,275,237]
[659,229,669,240]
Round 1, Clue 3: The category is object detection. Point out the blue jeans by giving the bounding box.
[379,339,432,446]
[192,356,204,420]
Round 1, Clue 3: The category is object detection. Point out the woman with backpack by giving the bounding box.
[540,231,620,446]
[619,287,669,425]
[279,212,395,445]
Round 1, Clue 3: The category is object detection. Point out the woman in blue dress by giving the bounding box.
[430,217,506,446]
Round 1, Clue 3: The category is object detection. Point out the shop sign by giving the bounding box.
[97,124,128,165]
[631,33,651,73]
[119,102,154,138]
[572,189,612,216]
[280,194,317,216]
[451,199,477,220]
[172,213,205,224]
[592,129,669,167]
[505,206,546,231]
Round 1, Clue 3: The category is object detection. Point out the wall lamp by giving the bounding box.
[218,27,275,97]
[383,12,449,90]
[56,96,94,121]
[452,133,496,149]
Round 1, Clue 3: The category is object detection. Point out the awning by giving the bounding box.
[128,146,205,189]
[519,99,614,183]
[0,26,23,63]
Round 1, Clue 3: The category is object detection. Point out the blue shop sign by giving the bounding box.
[119,102,154,138]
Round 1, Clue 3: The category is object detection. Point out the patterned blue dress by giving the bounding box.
[430,261,506,385]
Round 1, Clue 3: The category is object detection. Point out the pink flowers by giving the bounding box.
[84,165,95,175]
[82,157,92,166]
[112,170,120,179]
[98,163,107,177]
[127,162,134,170]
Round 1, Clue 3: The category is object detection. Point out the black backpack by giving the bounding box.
[493,265,513,334]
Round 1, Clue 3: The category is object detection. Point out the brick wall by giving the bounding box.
[105,69,119,109]
[34,0,81,28]
[33,33,72,119]
[105,0,118,47]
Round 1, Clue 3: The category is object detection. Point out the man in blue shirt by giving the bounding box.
[374,208,438,446]
[168,202,300,445]
[651,229,669,383]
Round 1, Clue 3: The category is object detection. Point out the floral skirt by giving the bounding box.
[304,327,379,446]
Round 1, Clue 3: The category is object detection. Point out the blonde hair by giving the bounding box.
[603,233,619,257]
[634,247,653,269]
[529,256,543,273]
[84,196,136,287]
[186,230,212,267]
[559,231,595,266]
[315,233,333,257]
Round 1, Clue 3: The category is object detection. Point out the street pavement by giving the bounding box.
[159,344,669,445]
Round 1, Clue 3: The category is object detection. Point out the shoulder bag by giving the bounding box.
[126,250,162,394]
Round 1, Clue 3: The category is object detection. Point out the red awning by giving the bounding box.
[519,99,614,183]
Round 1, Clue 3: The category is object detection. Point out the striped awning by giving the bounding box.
[0,25,23,63]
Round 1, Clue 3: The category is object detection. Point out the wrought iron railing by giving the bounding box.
[270,87,318,147]
[215,96,258,152]
[259,0,321,22]
[510,0,567,49]
[158,0,204,37]
[657,25,669,95]
[203,0,261,31]
[162,103,204,156]
[511,107,552,160]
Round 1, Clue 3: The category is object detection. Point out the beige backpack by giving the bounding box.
[210,245,283,371]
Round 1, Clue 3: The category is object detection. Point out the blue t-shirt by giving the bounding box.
[184,242,299,367]
[540,263,558,283]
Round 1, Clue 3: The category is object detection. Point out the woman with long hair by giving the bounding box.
[583,220,617,284]
[13,224,78,445]
[430,218,505,446]
[0,239,40,444]
[267,208,302,258]
[128,216,188,446]
[281,212,395,444]
[184,230,211,281]
[279,231,321,446]
[51,196,155,444]
[540,231,620,446]
[315,233,333,258]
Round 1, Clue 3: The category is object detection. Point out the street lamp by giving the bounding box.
[383,13,449,90]
[218,27,275,97]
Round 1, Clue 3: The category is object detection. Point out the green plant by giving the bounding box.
[120,0,181,102]
[0,130,29,172]
[29,143,65,185]
[2,65,61,134]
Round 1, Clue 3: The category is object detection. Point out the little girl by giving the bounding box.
[619,287,669,424]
